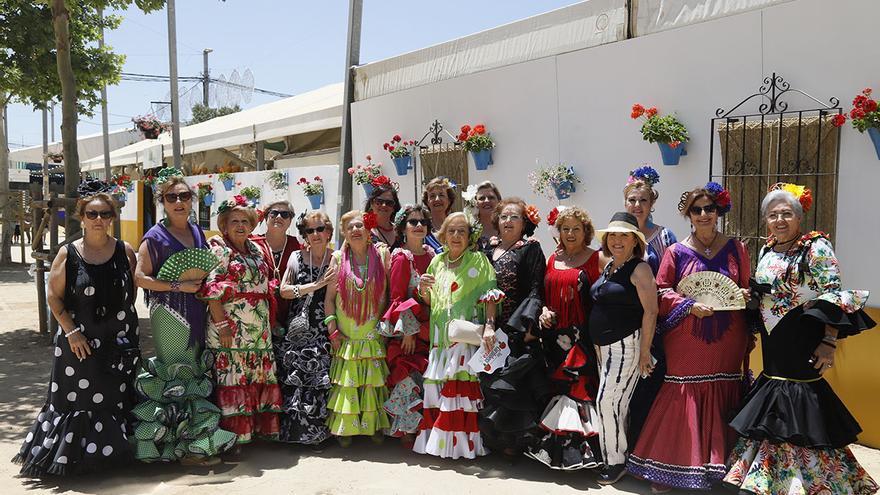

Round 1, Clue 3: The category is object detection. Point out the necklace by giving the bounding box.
[375,228,395,246]
[492,238,520,262]
[306,247,329,281]
[270,235,288,279]
[446,250,467,266]
[349,247,369,292]
[772,235,799,253]
[602,255,634,278]
[692,230,720,257]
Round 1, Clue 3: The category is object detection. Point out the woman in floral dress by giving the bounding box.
[414,212,501,460]
[324,210,391,446]
[380,205,435,445]
[198,196,282,448]
[276,211,337,446]
[724,184,877,494]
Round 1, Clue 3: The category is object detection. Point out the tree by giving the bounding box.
[0,1,164,261]
[189,103,241,125]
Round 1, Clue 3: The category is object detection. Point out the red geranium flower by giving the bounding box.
[383,143,389,150]
[851,108,867,120]
[460,124,471,134]
[864,87,873,96]
[388,145,395,152]
[669,140,681,149]
[314,176,322,181]
[457,132,468,142]
[853,94,868,109]
[631,103,645,118]
[865,99,878,113]
[831,114,847,127]
[392,134,401,142]
[473,124,486,135]
[365,154,372,161]
[363,211,378,230]
[646,107,658,118]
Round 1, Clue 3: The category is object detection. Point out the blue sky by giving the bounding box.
[7,0,578,151]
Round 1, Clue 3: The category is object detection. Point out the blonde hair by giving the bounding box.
[623,180,659,204]
[217,206,258,232]
[436,212,470,246]
[555,206,595,247]
[421,178,456,215]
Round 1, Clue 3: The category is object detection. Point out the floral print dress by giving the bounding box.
[724,233,877,495]
[198,236,282,443]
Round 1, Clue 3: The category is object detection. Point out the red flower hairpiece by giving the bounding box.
[547,207,560,227]
[525,205,541,226]
[363,211,378,231]
[233,195,248,207]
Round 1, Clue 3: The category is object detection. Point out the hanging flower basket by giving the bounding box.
[553,180,576,200]
[203,192,215,207]
[349,155,382,194]
[218,172,235,191]
[132,114,169,140]
[471,149,493,170]
[529,163,582,202]
[240,186,261,208]
[268,170,289,191]
[833,88,880,160]
[384,135,415,176]
[657,141,687,166]
[362,182,375,197]
[392,156,411,176]
[298,176,324,210]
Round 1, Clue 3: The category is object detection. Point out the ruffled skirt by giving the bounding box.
[326,338,390,436]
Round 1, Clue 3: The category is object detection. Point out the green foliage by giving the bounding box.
[639,115,689,144]
[189,103,241,125]
[0,0,165,113]
[463,134,494,152]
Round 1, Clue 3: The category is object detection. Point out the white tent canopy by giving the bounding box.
[82,83,343,170]
[9,128,141,165]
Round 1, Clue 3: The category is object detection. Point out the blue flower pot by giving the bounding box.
[126,184,134,193]
[472,149,493,170]
[553,180,576,200]
[392,156,411,176]
[307,194,323,210]
[222,178,235,191]
[202,193,214,207]
[362,183,375,197]
[658,142,686,166]
[114,191,127,203]
[246,198,259,208]
[868,128,880,160]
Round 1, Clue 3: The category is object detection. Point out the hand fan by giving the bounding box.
[157,248,220,282]
[676,271,746,311]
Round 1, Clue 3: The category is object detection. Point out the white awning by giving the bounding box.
[81,137,169,171]
[632,0,795,36]
[82,83,343,169]
[353,0,628,101]
[9,128,141,165]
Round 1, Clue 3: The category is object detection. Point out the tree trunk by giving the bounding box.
[51,0,80,236]
[0,98,12,264]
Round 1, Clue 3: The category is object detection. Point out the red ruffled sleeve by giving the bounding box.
[196,237,237,303]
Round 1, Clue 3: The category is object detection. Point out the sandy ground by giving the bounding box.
[0,251,878,495]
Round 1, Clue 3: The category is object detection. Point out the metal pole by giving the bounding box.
[338,0,362,237]
[97,8,119,236]
[37,109,49,334]
[203,48,212,106]
[166,0,182,168]
[50,104,55,142]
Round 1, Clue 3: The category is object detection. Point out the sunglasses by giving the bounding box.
[268,210,293,219]
[84,210,114,220]
[371,198,396,208]
[162,191,193,203]
[304,226,326,235]
[406,219,429,227]
[688,204,718,216]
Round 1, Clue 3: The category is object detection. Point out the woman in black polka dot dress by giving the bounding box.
[13,184,140,476]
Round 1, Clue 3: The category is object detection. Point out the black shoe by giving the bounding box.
[597,464,627,485]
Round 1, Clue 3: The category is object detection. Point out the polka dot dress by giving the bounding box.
[13,241,139,476]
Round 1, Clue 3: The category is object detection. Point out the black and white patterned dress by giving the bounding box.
[274,251,332,444]
[14,240,139,476]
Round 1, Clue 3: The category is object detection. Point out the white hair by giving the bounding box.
[760,189,803,221]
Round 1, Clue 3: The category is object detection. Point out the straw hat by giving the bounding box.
[596,211,647,246]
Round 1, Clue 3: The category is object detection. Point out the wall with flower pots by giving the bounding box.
[350,0,880,445]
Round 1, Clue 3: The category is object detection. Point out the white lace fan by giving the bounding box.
[676,271,746,311]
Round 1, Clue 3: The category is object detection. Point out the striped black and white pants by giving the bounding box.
[595,329,641,466]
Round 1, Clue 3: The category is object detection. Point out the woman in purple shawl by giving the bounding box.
[131,170,235,465]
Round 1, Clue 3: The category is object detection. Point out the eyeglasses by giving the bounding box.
[371,198,396,208]
[304,226,326,235]
[767,211,796,222]
[428,193,447,202]
[688,204,718,216]
[446,228,469,237]
[499,214,522,222]
[84,210,114,220]
[268,210,293,219]
[406,219,429,227]
[162,191,193,203]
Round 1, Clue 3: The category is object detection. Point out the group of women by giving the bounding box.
[12,166,878,495]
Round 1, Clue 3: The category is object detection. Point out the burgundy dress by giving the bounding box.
[627,240,750,490]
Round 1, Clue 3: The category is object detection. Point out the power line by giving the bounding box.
[119,72,292,97]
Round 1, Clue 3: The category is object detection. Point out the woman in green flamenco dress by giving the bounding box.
[324,210,391,446]
[132,172,236,465]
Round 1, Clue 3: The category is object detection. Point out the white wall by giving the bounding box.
[351,0,880,295]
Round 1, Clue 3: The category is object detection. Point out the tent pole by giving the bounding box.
[337,0,362,243]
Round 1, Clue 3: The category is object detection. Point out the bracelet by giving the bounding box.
[214,319,229,329]
[328,329,341,340]
[323,315,337,325]
[292,285,301,299]
[822,335,838,343]
[170,280,181,292]
[819,341,837,349]
[64,327,81,338]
